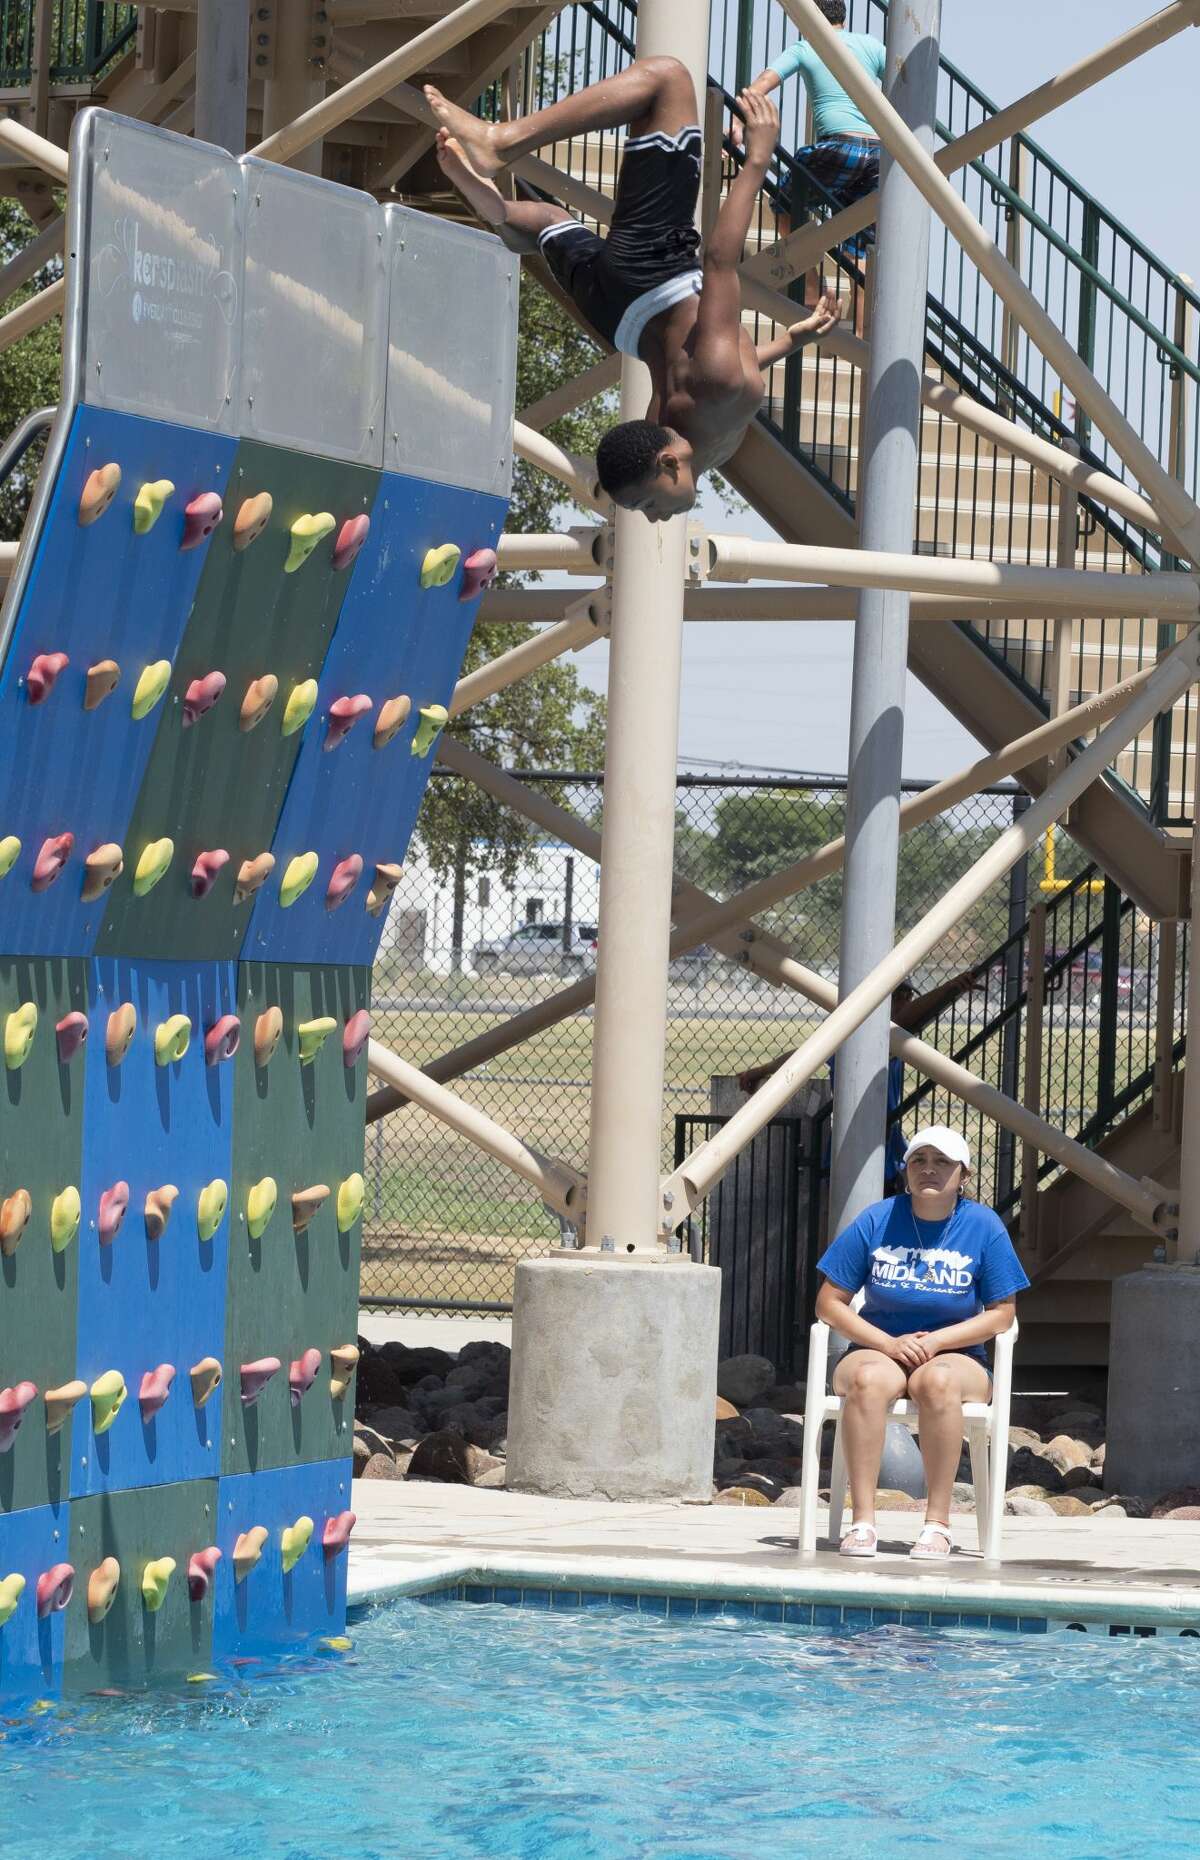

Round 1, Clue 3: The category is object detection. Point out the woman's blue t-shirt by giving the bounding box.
[817,1196,1029,1366]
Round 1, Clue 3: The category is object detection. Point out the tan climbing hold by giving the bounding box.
[105,1001,137,1065]
[79,462,121,526]
[144,1184,179,1241]
[133,837,174,896]
[189,1357,222,1407]
[233,490,273,551]
[233,1525,268,1582]
[82,842,124,902]
[84,660,120,710]
[291,1184,329,1233]
[373,694,411,750]
[329,1344,360,1401]
[0,1188,31,1256]
[131,660,172,719]
[133,479,174,535]
[235,852,275,903]
[253,1005,284,1067]
[239,673,278,732]
[366,862,403,917]
[43,1379,86,1435]
[87,1557,121,1623]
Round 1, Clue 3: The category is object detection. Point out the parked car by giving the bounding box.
[472,921,598,977]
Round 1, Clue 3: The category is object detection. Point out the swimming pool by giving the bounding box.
[2,1590,1199,1859]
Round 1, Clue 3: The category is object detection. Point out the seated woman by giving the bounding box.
[815,1124,1029,1561]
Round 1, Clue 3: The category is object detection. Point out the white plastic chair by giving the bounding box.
[796,1313,1017,1565]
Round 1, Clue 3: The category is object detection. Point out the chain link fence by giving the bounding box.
[364,772,1032,1313]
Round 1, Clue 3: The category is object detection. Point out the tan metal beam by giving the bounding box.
[449,591,610,715]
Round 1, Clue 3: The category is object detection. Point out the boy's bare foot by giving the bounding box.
[434,130,508,227]
[424,86,506,179]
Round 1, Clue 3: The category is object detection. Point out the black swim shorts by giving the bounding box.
[537,124,703,356]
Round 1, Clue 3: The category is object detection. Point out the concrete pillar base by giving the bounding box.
[506,1256,722,1502]
[1106,1264,1200,1498]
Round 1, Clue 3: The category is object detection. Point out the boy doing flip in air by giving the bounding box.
[425,58,840,521]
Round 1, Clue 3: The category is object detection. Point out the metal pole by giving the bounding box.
[194,0,249,153]
[1021,899,1048,1256]
[584,0,711,1259]
[561,856,574,962]
[829,0,941,1233]
[1172,748,1200,1263]
[997,791,1031,1208]
[261,0,326,175]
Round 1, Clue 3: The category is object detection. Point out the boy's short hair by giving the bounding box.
[595,420,673,496]
[816,0,848,23]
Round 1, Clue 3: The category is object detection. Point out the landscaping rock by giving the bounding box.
[354,1355,409,1407]
[773,1487,804,1509]
[763,1383,807,1415]
[406,1429,474,1484]
[1005,1447,1065,1493]
[457,1340,511,1372]
[1007,1484,1056,1502]
[875,1489,924,1512]
[1091,1443,1107,1473]
[717,1355,776,1408]
[1151,1485,1200,1519]
[713,1457,749,1483]
[378,1343,458,1382]
[951,1481,976,1513]
[1005,1495,1054,1516]
[1050,1412,1105,1446]
[714,1485,772,1506]
[474,1465,507,1489]
[1042,1434,1094,1474]
[410,1372,446,1393]
[440,1403,506,1448]
[362,1405,422,1443]
[714,1397,739,1422]
[742,1409,804,1454]
[1103,1493,1151,1519]
[353,1420,394,1463]
[1060,1483,1107,1506]
[1162,1505,1200,1520]
[714,1417,753,1455]
[1062,1464,1107,1492]
[1006,1427,1045,1453]
[717,1469,783,1501]
[466,1448,505,1482]
[360,1452,405,1481]
[1045,1495,1097,1516]
[1092,1504,1127,1518]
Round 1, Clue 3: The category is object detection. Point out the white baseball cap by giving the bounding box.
[903,1125,970,1168]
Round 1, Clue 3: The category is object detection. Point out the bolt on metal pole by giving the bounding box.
[828,0,942,1236]
[195,0,249,154]
[584,0,712,1256]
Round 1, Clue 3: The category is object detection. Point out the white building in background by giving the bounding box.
[376,837,601,977]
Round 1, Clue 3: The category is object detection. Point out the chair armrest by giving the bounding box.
[804,1319,831,1413]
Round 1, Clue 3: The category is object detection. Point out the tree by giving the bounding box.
[0,199,63,540]
[414,274,610,966]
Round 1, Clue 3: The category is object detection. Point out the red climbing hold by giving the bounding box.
[98,1181,130,1246]
[239,1357,281,1406]
[204,1014,241,1066]
[55,1011,88,1064]
[288,1347,322,1407]
[182,670,227,727]
[187,1546,222,1602]
[325,853,363,913]
[36,1562,74,1617]
[31,832,73,892]
[138,1363,176,1421]
[26,651,69,704]
[324,694,372,752]
[190,848,230,899]
[343,1009,371,1067]
[181,491,224,551]
[322,1511,356,1557]
[0,1381,37,1451]
[459,547,499,602]
[331,514,370,572]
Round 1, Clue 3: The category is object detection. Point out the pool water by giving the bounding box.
[2,1594,1199,1859]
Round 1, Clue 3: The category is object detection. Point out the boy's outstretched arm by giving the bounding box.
[754,289,843,369]
[693,88,780,391]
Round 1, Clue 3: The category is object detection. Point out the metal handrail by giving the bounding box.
[0,404,54,487]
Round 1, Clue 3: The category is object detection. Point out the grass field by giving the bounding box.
[363,987,1151,1312]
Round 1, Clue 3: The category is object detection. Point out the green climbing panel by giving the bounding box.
[222,962,368,1475]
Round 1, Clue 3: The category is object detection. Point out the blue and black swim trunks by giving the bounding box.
[793,134,880,252]
[537,124,703,357]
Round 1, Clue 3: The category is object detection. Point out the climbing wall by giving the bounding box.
[0,108,516,1698]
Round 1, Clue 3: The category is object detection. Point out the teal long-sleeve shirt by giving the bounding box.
[769,31,886,141]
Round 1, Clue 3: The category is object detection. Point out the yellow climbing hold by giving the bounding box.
[281,679,318,737]
[0,835,20,878]
[131,660,172,720]
[141,1557,176,1613]
[319,1635,353,1653]
[90,1369,127,1434]
[280,852,319,909]
[186,1673,217,1684]
[50,1186,81,1253]
[284,511,335,574]
[280,1516,314,1574]
[133,479,175,535]
[246,1176,277,1241]
[336,1173,365,1233]
[133,838,174,896]
[154,1013,191,1066]
[297,1016,336,1064]
[411,703,448,759]
[4,1001,37,1070]
[0,1573,26,1627]
[420,543,461,589]
[197,1179,228,1243]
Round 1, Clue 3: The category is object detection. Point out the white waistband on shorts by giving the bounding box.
[613,268,703,358]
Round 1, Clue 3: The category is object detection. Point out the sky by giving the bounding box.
[536,2,1197,782]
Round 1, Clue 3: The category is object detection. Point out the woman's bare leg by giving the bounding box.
[424,55,698,180]
[907,1353,991,1533]
[831,1351,907,1526]
[435,133,571,252]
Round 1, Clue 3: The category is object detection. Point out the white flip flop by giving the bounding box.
[909,1521,954,1560]
[839,1521,878,1558]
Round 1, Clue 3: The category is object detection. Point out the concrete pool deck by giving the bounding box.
[346,1482,1200,1629]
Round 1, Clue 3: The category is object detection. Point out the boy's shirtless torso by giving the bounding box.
[640,299,764,481]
